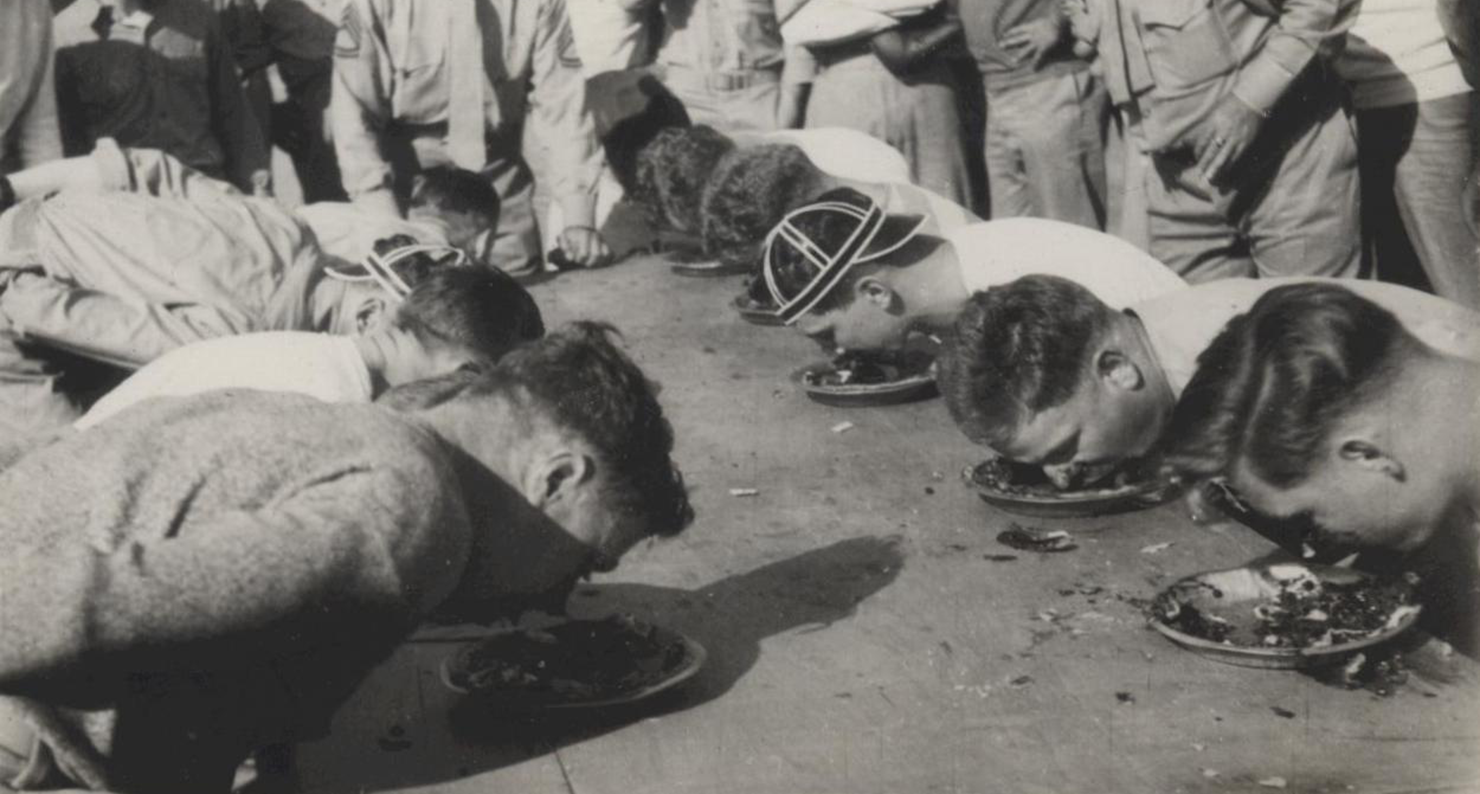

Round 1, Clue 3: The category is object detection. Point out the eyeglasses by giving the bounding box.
[326,244,470,301]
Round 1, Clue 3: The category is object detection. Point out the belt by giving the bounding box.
[658,63,781,92]
[809,38,875,69]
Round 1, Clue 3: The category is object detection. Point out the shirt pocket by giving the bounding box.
[1137,0,1237,92]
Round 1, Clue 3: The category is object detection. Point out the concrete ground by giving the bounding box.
[296,253,1480,794]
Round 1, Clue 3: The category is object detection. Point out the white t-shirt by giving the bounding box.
[760,127,914,185]
[1133,278,1480,395]
[1337,0,1473,108]
[294,203,450,265]
[77,332,374,430]
[949,218,1188,309]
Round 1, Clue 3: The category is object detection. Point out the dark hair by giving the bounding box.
[631,126,736,233]
[410,166,500,221]
[602,76,691,194]
[938,275,1116,447]
[395,267,545,363]
[700,143,824,272]
[1161,284,1410,489]
[386,323,693,538]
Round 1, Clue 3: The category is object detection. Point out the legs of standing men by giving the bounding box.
[657,66,782,134]
[1143,88,1361,282]
[1358,92,1480,309]
[274,56,346,204]
[982,69,1108,229]
[806,55,973,208]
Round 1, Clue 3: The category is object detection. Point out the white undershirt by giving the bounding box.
[949,218,1189,309]
[77,332,374,430]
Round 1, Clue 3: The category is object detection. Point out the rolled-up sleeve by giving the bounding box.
[530,0,602,230]
[330,0,397,202]
[1230,0,1354,114]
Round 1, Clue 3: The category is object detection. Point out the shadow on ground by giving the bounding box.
[300,535,904,792]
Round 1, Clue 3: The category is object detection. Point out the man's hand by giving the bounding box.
[1195,96,1267,186]
[1060,0,1096,57]
[557,226,614,268]
[1001,15,1068,70]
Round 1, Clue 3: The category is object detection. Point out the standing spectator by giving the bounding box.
[1093,0,1360,282]
[209,0,275,145]
[566,0,803,134]
[53,0,272,194]
[331,0,609,276]
[260,0,346,202]
[0,0,63,173]
[786,0,975,206]
[1338,0,1478,309]
[952,0,1107,228]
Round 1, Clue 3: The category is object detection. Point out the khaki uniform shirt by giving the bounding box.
[53,0,271,192]
[1095,0,1354,152]
[567,0,785,78]
[330,0,602,228]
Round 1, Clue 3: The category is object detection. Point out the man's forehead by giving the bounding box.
[998,403,1077,459]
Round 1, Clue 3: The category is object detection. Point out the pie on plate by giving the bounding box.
[440,616,706,709]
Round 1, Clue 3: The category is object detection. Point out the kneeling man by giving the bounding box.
[0,323,692,793]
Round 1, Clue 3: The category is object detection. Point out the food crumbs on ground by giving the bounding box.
[1258,777,1288,789]
[997,523,1078,553]
[728,488,760,497]
[924,486,936,495]
[1010,675,1034,687]
[830,421,855,434]
[1202,769,1219,779]
[1140,542,1173,554]
[1270,706,1297,719]
[983,554,1019,562]
[1191,743,1205,752]
[1115,691,1135,704]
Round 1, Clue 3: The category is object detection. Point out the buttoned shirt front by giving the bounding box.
[53,0,271,191]
[1094,0,1354,152]
[331,0,602,228]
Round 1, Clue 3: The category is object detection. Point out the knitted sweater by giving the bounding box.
[0,390,475,791]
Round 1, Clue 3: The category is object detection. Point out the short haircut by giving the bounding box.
[632,126,736,234]
[700,143,822,271]
[395,267,545,363]
[939,275,1116,447]
[381,323,694,539]
[1161,283,1410,489]
[602,76,691,195]
[410,166,500,221]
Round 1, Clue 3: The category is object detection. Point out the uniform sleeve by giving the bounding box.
[91,139,244,199]
[15,3,62,169]
[1229,0,1355,115]
[205,12,272,192]
[0,462,468,691]
[0,272,256,367]
[529,0,603,230]
[330,0,399,206]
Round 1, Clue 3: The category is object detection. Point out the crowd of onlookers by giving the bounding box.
[2,0,1476,303]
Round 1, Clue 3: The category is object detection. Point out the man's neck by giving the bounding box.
[1120,311,1176,419]
[1397,355,1480,513]
[352,333,392,397]
[899,240,970,335]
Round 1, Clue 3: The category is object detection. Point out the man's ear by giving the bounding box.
[1336,438,1406,482]
[524,450,595,509]
[1095,349,1144,392]
[855,277,898,312]
[354,294,390,334]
